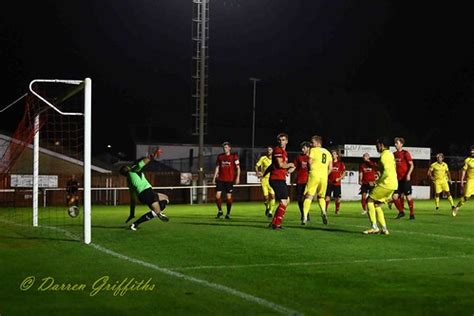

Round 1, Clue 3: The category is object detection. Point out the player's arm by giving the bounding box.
[358,168,363,185]
[212,165,219,184]
[406,159,415,181]
[235,164,241,185]
[427,166,434,181]
[327,160,333,175]
[255,158,262,178]
[460,169,466,187]
[339,164,346,182]
[446,168,452,183]
[275,157,294,170]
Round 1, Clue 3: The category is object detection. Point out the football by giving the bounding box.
[68,206,80,218]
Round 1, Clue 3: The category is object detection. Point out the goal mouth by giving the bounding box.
[0,78,93,244]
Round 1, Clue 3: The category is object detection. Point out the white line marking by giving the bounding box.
[168,255,471,271]
[0,220,301,316]
[337,223,473,241]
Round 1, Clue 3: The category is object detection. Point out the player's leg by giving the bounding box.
[325,185,331,212]
[318,180,329,225]
[334,186,341,215]
[406,181,415,219]
[131,190,168,230]
[225,189,233,219]
[453,180,473,216]
[270,180,289,229]
[361,187,368,214]
[261,179,270,214]
[440,181,455,208]
[215,181,224,218]
[393,185,406,219]
[302,177,317,224]
[364,186,392,234]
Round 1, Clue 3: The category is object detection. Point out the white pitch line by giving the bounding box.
[168,255,471,271]
[338,223,473,241]
[0,220,301,316]
[89,243,302,316]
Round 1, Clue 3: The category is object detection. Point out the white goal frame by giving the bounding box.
[29,78,92,244]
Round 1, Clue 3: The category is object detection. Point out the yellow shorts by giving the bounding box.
[433,180,450,194]
[261,177,274,196]
[304,174,327,198]
[369,186,394,203]
[464,179,474,198]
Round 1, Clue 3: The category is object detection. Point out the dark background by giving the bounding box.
[1,0,473,158]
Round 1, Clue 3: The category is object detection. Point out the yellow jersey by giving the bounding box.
[255,155,272,179]
[429,162,449,182]
[308,147,332,176]
[377,149,398,190]
[463,157,474,180]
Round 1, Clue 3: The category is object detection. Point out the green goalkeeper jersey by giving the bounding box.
[127,159,152,194]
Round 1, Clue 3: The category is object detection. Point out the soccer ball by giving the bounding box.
[68,206,80,218]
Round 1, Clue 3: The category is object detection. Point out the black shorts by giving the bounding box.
[396,180,412,196]
[216,181,234,194]
[296,183,307,201]
[359,183,375,195]
[138,188,159,209]
[326,184,341,199]
[270,180,289,200]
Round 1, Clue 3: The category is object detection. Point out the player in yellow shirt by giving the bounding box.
[427,153,454,211]
[302,135,333,225]
[255,146,275,218]
[363,137,397,235]
[452,145,474,216]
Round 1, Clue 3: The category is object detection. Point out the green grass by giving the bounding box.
[1,200,473,315]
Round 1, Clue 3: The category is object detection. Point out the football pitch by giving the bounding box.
[1,200,473,315]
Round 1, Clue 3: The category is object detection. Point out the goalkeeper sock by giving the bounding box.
[133,211,156,227]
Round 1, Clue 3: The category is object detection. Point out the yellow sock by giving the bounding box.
[367,202,377,226]
[270,198,275,210]
[448,196,454,207]
[303,198,312,218]
[457,197,467,208]
[317,198,325,213]
[435,196,440,208]
[375,206,387,228]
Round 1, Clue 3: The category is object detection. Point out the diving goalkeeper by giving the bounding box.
[119,148,169,230]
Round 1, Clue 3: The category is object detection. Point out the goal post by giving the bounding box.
[28,78,92,244]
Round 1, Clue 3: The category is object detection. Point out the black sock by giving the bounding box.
[133,211,155,227]
[298,201,304,217]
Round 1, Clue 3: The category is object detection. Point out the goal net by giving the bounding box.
[0,79,92,244]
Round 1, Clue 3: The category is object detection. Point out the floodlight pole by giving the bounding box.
[250,77,260,167]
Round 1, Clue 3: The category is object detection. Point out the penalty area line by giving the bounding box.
[168,255,471,271]
[1,220,302,316]
[89,242,303,316]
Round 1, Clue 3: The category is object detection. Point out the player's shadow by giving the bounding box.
[287,224,358,234]
[92,224,130,230]
[179,220,273,230]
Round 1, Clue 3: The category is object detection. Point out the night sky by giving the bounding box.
[1,0,473,158]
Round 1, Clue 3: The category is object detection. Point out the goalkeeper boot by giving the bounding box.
[130,223,138,231]
[157,212,169,222]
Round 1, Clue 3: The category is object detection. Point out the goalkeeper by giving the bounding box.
[119,148,169,230]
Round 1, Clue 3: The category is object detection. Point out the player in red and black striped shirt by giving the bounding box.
[212,142,241,219]
[392,137,415,220]
[326,150,345,215]
[269,133,295,230]
[293,141,310,222]
[359,153,378,214]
